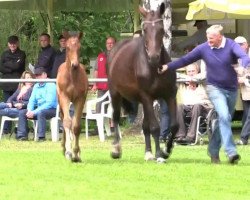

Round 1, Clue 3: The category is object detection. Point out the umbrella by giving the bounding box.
[186,0,250,20]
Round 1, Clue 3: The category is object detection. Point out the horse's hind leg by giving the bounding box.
[164,97,178,158]
[71,98,85,162]
[110,93,122,159]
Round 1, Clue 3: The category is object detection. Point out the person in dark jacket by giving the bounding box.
[34,33,56,78]
[51,34,66,78]
[0,35,26,133]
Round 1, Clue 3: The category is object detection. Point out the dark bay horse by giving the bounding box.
[57,32,88,162]
[108,3,178,163]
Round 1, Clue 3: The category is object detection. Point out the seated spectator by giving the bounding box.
[16,67,57,141]
[234,36,250,145]
[175,63,212,144]
[0,70,34,118]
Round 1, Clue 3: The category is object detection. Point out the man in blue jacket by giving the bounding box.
[16,67,57,141]
[160,25,250,164]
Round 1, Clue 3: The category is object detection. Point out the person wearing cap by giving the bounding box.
[34,33,56,78]
[0,35,26,134]
[159,25,250,164]
[234,36,250,145]
[16,67,57,141]
[174,20,209,53]
[51,34,66,78]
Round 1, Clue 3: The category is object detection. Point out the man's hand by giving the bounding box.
[26,110,34,119]
[6,103,12,108]
[91,84,97,92]
[158,64,168,74]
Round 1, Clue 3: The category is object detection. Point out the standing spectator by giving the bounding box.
[91,36,116,133]
[174,20,209,53]
[175,63,212,144]
[160,25,250,164]
[34,33,56,78]
[234,36,250,145]
[0,35,26,133]
[16,67,57,141]
[92,36,116,113]
[51,34,66,78]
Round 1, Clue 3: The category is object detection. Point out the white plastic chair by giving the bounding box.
[0,116,36,140]
[0,105,60,142]
[85,91,113,142]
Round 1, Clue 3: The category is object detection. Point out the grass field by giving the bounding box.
[0,132,250,200]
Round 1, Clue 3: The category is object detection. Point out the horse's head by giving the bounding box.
[63,32,83,68]
[140,3,165,66]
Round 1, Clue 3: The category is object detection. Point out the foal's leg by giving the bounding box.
[71,98,85,162]
[59,95,73,160]
[164,97,178,158]
[110,93,122,159]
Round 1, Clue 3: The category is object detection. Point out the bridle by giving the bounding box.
[141,18,163,34]
[141,18,164,59]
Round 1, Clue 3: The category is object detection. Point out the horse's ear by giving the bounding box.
[139,6,147,17]
[62,31,70,40]
[159,3,165,16]
[78,32,83,39]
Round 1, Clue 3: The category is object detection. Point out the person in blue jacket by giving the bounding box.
[16,67,57,141]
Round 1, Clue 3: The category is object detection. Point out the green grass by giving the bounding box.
[0,133,250,200]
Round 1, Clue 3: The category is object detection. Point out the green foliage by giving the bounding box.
[0,10,133,67]
[54,11,133,64]
[0,133,250,200]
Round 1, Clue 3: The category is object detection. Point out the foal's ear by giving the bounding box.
[78,32,83,39]
[139,6,147,17]
[62,31,70,40]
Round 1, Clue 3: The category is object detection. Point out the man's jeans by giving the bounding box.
[206,85,238,157]
[159,99,170,139]
[17,108,56,139]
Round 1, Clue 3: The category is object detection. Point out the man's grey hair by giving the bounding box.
[206,24,224,35]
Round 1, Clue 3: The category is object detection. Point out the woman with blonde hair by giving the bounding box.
[0,70,34,121]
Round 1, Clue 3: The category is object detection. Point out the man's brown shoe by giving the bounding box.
[211,156,220,164]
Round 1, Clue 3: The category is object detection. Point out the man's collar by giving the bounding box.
[211,37,226,49]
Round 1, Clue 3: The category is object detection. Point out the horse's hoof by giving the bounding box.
[71,157,82,163]
[144,151,155,161]
[161,147,170,159]
[111,152,121,159]
[156,157,166,163]
[65,151,72,160]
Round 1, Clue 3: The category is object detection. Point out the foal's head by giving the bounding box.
[64,32,83,68]
[140,3,165,65]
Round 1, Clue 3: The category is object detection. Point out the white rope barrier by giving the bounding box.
[0,78,204,83]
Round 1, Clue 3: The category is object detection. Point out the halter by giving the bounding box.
[141,18,163,34]
[140,18,164,60]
